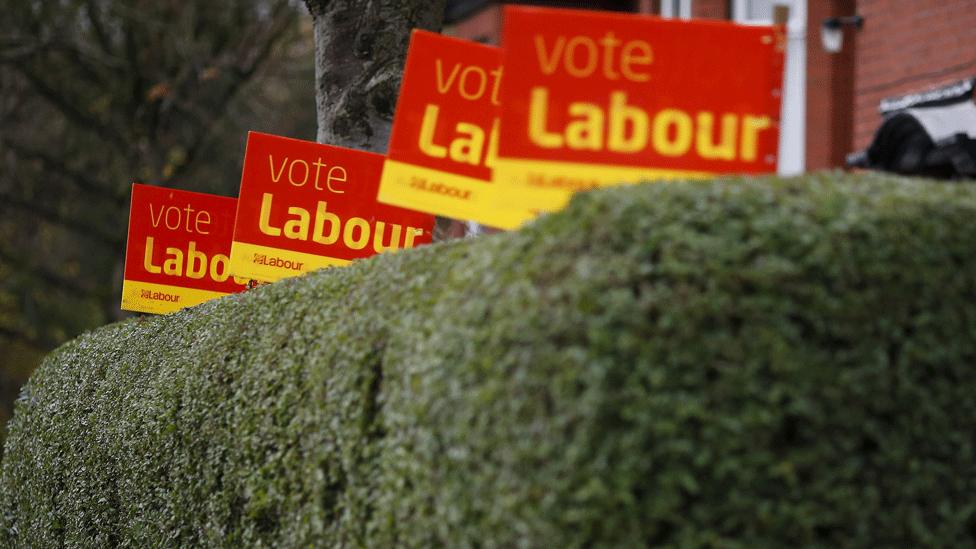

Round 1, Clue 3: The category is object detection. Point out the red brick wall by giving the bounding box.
[448,5,503,44]
[805,0,857,169]
[852,0,976,149]
[692,0,729,19]
[448,2,648,45]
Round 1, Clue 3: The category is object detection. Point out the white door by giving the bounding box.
[733,0,807,176]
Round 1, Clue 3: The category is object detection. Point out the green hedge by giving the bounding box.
[3,173,976,547]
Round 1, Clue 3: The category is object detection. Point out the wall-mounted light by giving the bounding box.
[821,15,864,53]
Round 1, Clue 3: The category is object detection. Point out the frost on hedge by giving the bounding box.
[3,174,976,547]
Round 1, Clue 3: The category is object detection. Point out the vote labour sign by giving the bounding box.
[229,131,435,282]
[494,7,785,224]
[377,30,527,228]
[121,183,246,314]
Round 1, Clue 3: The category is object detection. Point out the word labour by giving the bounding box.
[142,238,244,284]
[528,89,772,161]
[257,194,424,253]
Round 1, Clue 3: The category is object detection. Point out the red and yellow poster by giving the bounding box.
[495,6,785,225]
[377,30,528,228]
[121,183,247,314]
[229,131,435,282]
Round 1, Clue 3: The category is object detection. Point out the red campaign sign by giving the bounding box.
[494,6,785,215]
[229,131,435,282]
[387,30,500,181]
[122,183,246,314]
[377,30,527,228]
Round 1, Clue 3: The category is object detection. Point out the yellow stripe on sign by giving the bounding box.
[121,279,231,315]
[493,157,714,217]
[228,240,350,283]
[378,159,533,229]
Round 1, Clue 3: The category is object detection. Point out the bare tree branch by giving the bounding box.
[84,0,116,56]
[4,60,129,152]
[0,191,119,248]
[166,8,301,184]
[0,323,56,351]
[0,1,312,352]
[122,21,146,126]
[0,40,50,63]
[3,141,126,206]
[0,248,102,297]
[47,41,111,88]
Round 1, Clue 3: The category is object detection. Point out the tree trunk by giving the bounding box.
[303,0,446,153]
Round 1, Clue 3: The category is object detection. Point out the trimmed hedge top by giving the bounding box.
[3,173,976,547]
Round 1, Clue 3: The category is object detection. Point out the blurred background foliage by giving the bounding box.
[0,0,316,447]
